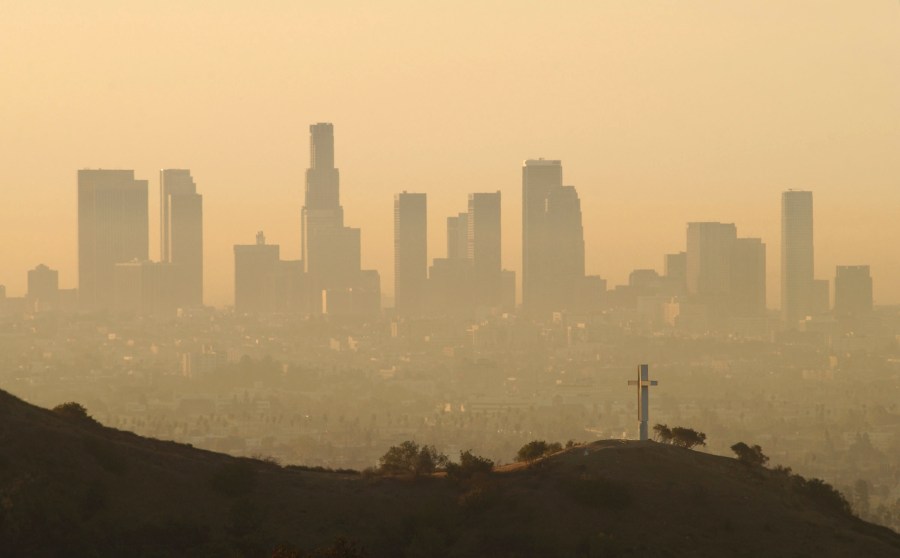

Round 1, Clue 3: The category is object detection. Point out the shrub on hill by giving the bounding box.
[53,402,98,425]
[445,450,494,481]
[731,442,769,467]
[515,440,563,463]
[653,424,706,449]
[378,441,448,477]
[791,476,852,516]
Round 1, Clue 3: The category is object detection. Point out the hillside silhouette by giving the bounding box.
[1,389,898,558]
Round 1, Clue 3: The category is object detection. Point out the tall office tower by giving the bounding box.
[544,184,586,309]
[301,123,368,311]
[834,265,873,318]
[78,169,149,311]
[522,159,562,310]
[782,190,814,327]
[731,238,767,316]
[468,192,502,307]
[446,212,469,260]
[234,231,280,314]
[160,169,203,308]
[686,222,737,300]
[394,192,427,315]
[27,264,59,311]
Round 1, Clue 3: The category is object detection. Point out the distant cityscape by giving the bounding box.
[1,125,897,531]
[0,122,878,335]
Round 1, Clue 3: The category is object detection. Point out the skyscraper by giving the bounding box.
[544,184,586,309]
[160,169,203,308]
[834,265,873,318]
[686,222,737,299]
[468,191,502,307]
[782,190,814,326]
[731,238,767,317]
[234,231,280,314]
[446,212,468,260]
[394,192,427,315]
[522,159,562,311]
[78,169,149,311]
[301,123,376,312]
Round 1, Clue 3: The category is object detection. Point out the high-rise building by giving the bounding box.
[394,192,427,315]
[468,192,502,307]
[160,169,203,308]
[731,238,767,316]
[544,184,586,309]
[446,212,469,260]
[301,123,378,313]
[78,169,149,311]
[522,160,587,313]
[834,265,873,318]
[686,222,737,299]
[522,159,562,311]
[782,190,814,327]
[27,264,59,311]
[234,231,280,314]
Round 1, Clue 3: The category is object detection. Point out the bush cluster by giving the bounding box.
[653,424,707,449]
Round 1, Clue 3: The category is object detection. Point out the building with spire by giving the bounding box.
[300,123,379,314]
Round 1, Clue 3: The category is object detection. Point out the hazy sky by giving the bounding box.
[2,1,898,307]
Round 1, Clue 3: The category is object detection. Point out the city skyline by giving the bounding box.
[0,154,891,312]
[1,3,898,306]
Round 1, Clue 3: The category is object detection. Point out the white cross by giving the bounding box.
[627,364,658,441]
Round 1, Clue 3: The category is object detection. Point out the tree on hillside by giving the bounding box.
[731,442,769,467]
[378,441,448,477]
[653,424,706,449]
[53,401,98,424]
[653,424,673,443]
[445,450,494,481]
[515,440,562,463]
[670,427,707,449]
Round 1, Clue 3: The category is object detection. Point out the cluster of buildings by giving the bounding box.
[0,123,882,334]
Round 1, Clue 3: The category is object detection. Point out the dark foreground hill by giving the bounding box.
[1,390,898,558]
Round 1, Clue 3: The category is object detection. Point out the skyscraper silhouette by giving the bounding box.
[302,124,362,309]
[686,222,737,300]
[78,169,149,311]
[468,192,502,308]
[160,169,203,308]
[834,265,873,318]
[300,123,379,314]
[394,192,427,315]
[781,190,814,327]
[522,160,587,313]
[731,237,767,317]
[544,184,586,309]
[234,231,280,314]
[522,159,562,311]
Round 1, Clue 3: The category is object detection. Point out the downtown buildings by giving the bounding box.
[77,168,203,316]
[232,124,380,317]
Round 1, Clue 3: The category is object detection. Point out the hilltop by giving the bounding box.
[1,389,898,557]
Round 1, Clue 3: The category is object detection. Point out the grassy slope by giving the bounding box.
[1,389,898,558]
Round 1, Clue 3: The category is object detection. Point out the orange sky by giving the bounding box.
[1,1,898,307]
